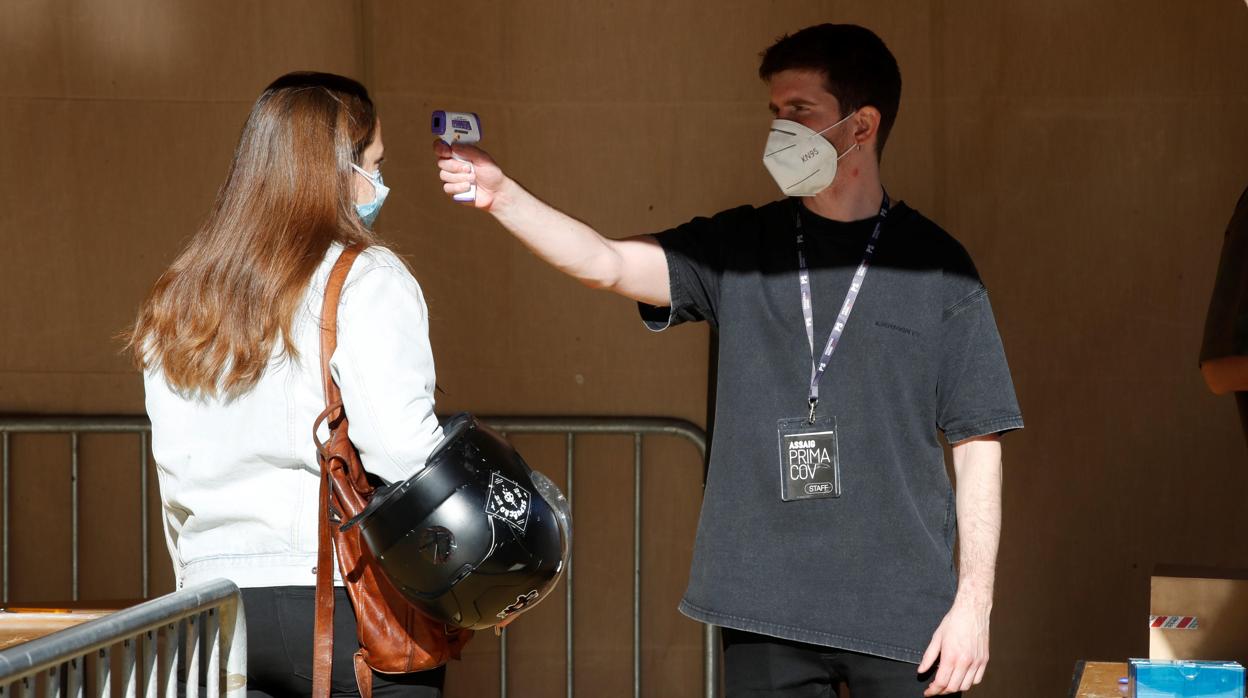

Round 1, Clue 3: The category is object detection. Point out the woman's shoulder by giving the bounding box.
[352,244,409,273]
[315,242,417,285]
[305,243,423,315]
[331,244,430,330]
[339,243,427,303]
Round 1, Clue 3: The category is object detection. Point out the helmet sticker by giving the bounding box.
[485,472,532,532]
[497,590,540,619]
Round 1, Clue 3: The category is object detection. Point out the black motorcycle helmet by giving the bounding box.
[343,413,571,630]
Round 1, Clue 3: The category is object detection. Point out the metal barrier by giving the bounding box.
[0,578,246,697]
[0,416,719,698]
[0,417,155,603]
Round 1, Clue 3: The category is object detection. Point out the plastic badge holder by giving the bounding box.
[1128,658,1245,698]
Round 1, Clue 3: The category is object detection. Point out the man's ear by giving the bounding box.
[852,106,882,149]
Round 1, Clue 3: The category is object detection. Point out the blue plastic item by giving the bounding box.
[1128,658,1245,698]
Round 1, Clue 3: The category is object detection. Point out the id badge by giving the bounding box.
[776,416,841,501]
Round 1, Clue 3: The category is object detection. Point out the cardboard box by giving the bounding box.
[1151,566,1248,667]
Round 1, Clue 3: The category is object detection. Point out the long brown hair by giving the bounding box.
[128,72,379,398]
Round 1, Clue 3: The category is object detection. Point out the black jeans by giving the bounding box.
[722,628,956,698]
[240,586,445,697]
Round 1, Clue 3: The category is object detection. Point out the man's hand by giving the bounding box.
[917,600,990,695]
[434,140,508,211]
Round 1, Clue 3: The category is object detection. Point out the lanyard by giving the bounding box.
[794,192,890,422]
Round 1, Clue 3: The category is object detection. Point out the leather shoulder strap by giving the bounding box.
[312,466,336,698]
[320,244,366,406]
[312,242,365,698]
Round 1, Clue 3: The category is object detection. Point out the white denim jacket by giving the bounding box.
[144,243,442,589]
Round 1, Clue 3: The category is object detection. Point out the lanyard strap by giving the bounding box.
[795,192,890,422]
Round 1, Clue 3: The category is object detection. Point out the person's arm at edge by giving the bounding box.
[919,434,1001,696]
[435,140,671,307]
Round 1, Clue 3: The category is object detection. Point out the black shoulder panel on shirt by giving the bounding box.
[893,204,987,311]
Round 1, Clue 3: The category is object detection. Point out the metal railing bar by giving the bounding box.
[184,614,199,698]
[217,594,246,697]
[3,431,9,604]
[705,625,719,698]
[498,626,507,698]
[69,434,78,602]
[0,418,150,434]
[564,432,574,698]
[67,657,82,698]
[120,640,136,697]
[205,609,219,697]
[42,665,56,698]
[0,415,707,450]
[157,624,176,698]
[633,433,642,698]
[141,630,156,698]
[66,657,81,698]
[480,417,707,454]
[140,433,149,599]
[0,580,241,684]
[92,647,109,698]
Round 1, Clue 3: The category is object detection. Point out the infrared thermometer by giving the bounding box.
[432,110,482,203]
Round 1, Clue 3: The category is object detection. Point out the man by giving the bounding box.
[435,24,1022,697]
[1200,186,1248,445]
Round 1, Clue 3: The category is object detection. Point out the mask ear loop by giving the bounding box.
[836,142,862,160]
[815,111,862,161]
[350,163,381,182]
[812,109,858,138]
[350,163,384,205]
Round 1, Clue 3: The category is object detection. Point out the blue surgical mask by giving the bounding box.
[352,164,390,227]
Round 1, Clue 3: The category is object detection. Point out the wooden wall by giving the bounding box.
[2,2,1246,696]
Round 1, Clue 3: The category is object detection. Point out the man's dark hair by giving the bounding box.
[759,24,902,157]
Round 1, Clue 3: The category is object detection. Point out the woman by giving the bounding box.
[129,72,446,697]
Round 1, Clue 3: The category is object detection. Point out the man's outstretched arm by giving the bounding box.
[918,435,1001,696]
[435,140,671,307]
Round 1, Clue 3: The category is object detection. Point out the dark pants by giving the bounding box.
[722,628,957,698]
[241,586,445,697]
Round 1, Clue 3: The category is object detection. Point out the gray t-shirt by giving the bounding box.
[640,198,1023,663]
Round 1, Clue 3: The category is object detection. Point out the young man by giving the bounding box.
[434,24,1022,697]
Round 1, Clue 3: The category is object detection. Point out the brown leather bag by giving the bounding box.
[311,244,472,697]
